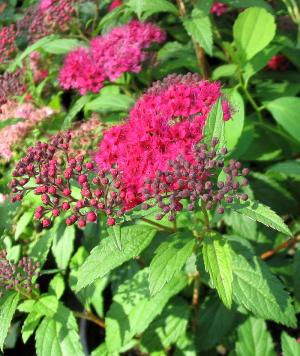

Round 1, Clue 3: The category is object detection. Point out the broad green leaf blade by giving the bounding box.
[107,225,122,251]
[281,332,300,356]
[223,89,245,150]
[35,317,84,356]
[149,232,195,296]
[266,97,300,143]
[105,268,187,353]
[49,274,65,299]
[77,226,156,291]
[62,95,91,129]
[0,291,19,351]
[183,10,213,56]
[42,38,84,54]
[203,233,233,308]
[235,317,276,356]
[15,210,34,240]
[212,64,238,80]
[29,230,54,267]
[51,223,75,270]
[22,311,42,344]
[230,200,292,236]
[230,240,296,327]
[203,99,225,148]
[85,93,134,113]
[267,160,300,178]
[233,7,276,61]
[196,296,236,351]
[127,0,178,19]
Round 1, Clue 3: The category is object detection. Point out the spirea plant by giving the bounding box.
[0,1,300,355]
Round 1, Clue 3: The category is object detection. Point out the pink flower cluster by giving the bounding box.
[0,25,17,63]
[95,73,231,208]
[211,2,228,16]
[267,55,290,71]
[0,101,53,160]
[59,20,166,94]
[0,70,26,106]
[109,0,122,12]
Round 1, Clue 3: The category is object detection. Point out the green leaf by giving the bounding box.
[35,317,84,356]
[266,97,300,143]
[51,223,75,270]
[127,0,178,19]
[41,38,84,54]
[203,99,225,149]
[267,160,300,178]
[0,117,23,130]
[281,332,300,356]
[15,210,33,240]
[85,93,134,113]
[224,89,245,150]
[0,291,19,351]
[22,311,42,343]
[196,295,237,351]
[233,7,276,61]
[183,9,213,56]
[49,274,65,299]
[235,317,275,356]
[222,0,272,10]
[105,268,187,353]
[230,240,296,327]
[229,200,292,236]
[293,249,300,303]
[77,226,156,291]
[107,225,122,251]
[203,233,233,308]
[149,232,195,296]
[29,230,54,266]
[212,64,238,80]
[62,95,91,129]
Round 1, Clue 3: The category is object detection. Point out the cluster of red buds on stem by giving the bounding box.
[9,132,125,228]
[142,137,249,221]
[0,250,39,298]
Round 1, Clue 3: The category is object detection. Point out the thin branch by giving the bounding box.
[260,235,300,260]
[140,217,176,233]
[74,311,106,329]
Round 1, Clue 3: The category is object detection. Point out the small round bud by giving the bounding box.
[87,211,97,222]
[217,206,224,214]
[42,219,51,228]
[85,162,94,170]
[78,175,87,185]
[241,193,248,201]
[52,209,60,217]
[62,202,70,211]
[78,220,86,228]
[107,217,116,226]
[63,188,71,196]
[242,168,249,176]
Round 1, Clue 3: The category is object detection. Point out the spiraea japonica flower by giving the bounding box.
[59,20,166,94]
[96,74,232,208]
[266,55,290,71]
[0,25,17,63]
[211,2,228,16]
[0,70,26,106]
[0,250,40,298]
[9,132,126,228]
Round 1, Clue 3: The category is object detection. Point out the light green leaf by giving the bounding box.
[233,7,276,61]
[49,274,65,299]
[196,296,237,351]
[230,240,296,327]
[77,226,156,291]
[266,97,300,143]
[230,200,292,236]
[52,223,75,270]
[224,89,245,150]
[183,9,213,56]
[107,225,122,251]
[0,291,19,351]
[29,230,54,266]
[15,210,33,240]
[42,39,84,54]
[203,233,233,308]
[235,317,275,356]
[22,311,42,343]
[85,93,134,113]
[212,64,238,80]
[91,343,109,356]
[62,95,91,129]
[105,268,187,353]
[127,0,178,19]
[149,233,195,296]
[281,332,300,356]
[203,99,225,149]
[35,317,84,356]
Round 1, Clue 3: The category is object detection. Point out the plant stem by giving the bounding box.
[260,235,300,260]
[192,272,200,306]
[140,217,176,232]
[201,201,210,230]
[74,311,106,329]
[176,0,210,78]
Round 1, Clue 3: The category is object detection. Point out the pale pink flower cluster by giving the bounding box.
[59,20,166,94]
[95,73,231,208]
[0,101,53,160]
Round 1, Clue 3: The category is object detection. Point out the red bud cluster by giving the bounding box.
[142,138,249,221]
[9,132,125,228]
[0,250,39,298]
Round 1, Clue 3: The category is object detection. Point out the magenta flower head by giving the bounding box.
[108,0,122,12]
[211,2,228,16]
[95,73,232,209]
[59,20,166,94]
